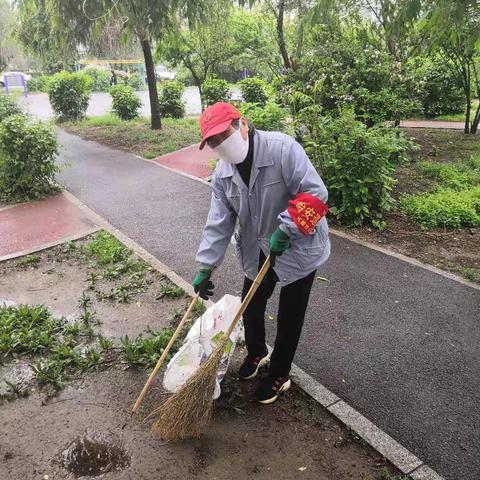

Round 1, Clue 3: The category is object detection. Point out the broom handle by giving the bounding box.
[131,292,201,414]
[222,255,271,341]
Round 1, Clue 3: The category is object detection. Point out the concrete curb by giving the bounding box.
[0,227,100,263]
[61,189,445,480]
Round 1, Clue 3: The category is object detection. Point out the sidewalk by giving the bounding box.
[56,129,480,480]
[153,143,215,180]
[0,193,98,260]
[399,120,464,130]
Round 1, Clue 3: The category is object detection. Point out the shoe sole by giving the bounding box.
[258,378,291,405]
[240,354,271,380]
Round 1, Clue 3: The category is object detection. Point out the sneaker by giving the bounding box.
[255,376,291,404]
[238,352,270,380]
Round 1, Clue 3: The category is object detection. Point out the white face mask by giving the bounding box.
[213,127,249,165]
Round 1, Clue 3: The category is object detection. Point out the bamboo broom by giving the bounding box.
[131,292,201,415]
[150,256,271,440]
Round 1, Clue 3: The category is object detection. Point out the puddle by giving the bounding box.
[61,431,130,477]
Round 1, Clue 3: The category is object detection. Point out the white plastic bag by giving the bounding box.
[163,294,243,399]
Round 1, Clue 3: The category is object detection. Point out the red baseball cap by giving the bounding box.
[199,102,241,150]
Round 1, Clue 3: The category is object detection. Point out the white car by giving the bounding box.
[155,65,176,81]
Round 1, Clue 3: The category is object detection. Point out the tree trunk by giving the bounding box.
[140,38,161,130]
[464,92,471,134]
[471,102,480,134]
[276,0,292,71]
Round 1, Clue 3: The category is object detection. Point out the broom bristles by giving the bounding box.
[150,338,228,440]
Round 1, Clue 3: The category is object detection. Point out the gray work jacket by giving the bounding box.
[196,130,330,287]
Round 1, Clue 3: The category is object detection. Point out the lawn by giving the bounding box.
[333,128,480,284]
[63,114,200,159]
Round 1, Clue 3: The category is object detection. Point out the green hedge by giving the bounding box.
[48,71,92,121]
[201,78,231,108]
[400,187,480,228]
[0,114,59,202]
[110,84,142,120]
[159,80,185,118]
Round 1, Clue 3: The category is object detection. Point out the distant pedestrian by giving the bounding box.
[110,70,117,86]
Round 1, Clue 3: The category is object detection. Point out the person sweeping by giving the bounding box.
[193,102,330,405]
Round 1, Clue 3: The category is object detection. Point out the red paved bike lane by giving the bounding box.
[153,144,216,179]
[0,193,98,260]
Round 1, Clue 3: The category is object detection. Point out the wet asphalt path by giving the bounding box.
[57,130,480,480]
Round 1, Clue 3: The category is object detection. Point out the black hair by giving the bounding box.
[231,118,255,134]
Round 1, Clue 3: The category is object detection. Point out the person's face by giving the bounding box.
[206,118,249,149]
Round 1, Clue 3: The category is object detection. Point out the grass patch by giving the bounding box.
[64,115,200,158]
[120,327,178,368]
[0,303,110,397]
[88,231,130,265]
[157,280,185,299]
[400,187,480,228]
[379,470,411,480]
[418,155,480,190]
[192,298,207,318]
[16,254,40,268]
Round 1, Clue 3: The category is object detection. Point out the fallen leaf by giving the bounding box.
[298,466,307,472]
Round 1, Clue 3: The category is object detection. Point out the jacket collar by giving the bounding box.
[217,131,274,190]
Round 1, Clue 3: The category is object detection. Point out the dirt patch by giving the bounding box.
[0,352,402,480]
[333,128,480,283]
[63,118,199,159]
[0,237,186,339]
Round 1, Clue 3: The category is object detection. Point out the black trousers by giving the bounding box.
[241,252,316,378]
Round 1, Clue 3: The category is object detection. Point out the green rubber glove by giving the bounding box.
[269,227,290,266]
[192,268,214,300]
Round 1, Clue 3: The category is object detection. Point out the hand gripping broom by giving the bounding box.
[150,255,271,440]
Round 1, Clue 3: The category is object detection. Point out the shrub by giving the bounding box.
[0,114,59,202]
[238,77,269,105]
[110,84,142,120]
[201,77,231,108]
[295,109,413,226]
[83,68,110,92]
[48,71,92,121]
[400,187,480,228]
[0,95,23,120]
[158,80,185,118]
[127,72,145,90]
[406,58,465,118]
[239,101,287,131]
[27,75,52,92]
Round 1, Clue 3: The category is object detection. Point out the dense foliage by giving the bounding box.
[0,95,23,119]
[294,109,413,226]
[158,80,185,118]
[238,77,270,105]
[277,27,421,128]
[201,77,231,108]
[239,101,287,132]
[110,84,142,120]
[406,58,465,118]
[83,67,110,92]
[48,71,91,121]
[0,114,58,202]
